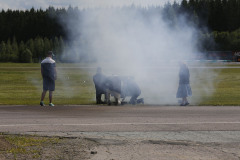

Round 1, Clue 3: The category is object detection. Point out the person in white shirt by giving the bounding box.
[40,51,57,106]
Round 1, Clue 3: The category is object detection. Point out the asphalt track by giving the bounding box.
[0,105,240,143]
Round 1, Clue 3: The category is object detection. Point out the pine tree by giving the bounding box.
[26,38,35,60]
[18,41,25,62]
[0,41,7,61]
[11,37,19,62]
[34,37,44,60]
[21,48,32,63]
[6,39,12,61]
[43,37,51,55]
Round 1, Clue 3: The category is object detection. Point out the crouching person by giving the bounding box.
[93,67,107,104]
[123,77,143,105]
[105,76,122,105]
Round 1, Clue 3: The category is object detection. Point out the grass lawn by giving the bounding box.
[1,62,240,105]
[0,63,96,105]
[0,133,94,160]
[198,67,240,105]
[0,133,60,159]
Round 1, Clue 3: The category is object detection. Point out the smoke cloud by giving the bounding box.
[59,6,215,105]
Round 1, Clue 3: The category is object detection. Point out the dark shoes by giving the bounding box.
[40,101,54,106]
[97,100,107,104]
[180,102,190,106]
[40,101,45,106]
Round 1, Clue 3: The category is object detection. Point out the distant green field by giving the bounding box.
[1,63,240,105]
[196,66,240,106]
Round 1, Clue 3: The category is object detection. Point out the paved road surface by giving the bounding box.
[0,105,240,141]
[1,105,240,159]
[0,105,240,131]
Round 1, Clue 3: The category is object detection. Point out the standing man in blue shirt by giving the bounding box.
[40,51,57,106]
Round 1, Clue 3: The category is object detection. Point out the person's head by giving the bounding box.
[96,67,102,74]
[46,51,53,58]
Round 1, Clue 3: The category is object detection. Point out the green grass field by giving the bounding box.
[1,63,240,105]
[0,63,96,105]
[192,68,240,105]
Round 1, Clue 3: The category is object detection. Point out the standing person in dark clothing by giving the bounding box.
[176,61,192,106]
[93,67,107,104]
[40,51,57,106]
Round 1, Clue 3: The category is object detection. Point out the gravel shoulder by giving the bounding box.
[91,140,240,160]
[1,131,240,160]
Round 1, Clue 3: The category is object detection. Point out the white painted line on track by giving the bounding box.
[1,122,240,127]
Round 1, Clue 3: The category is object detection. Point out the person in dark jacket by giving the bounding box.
[176,61,192,106]
[93,67,107,104]
[40,51,57,107]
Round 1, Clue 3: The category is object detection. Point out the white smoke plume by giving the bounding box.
[59,5,215,105]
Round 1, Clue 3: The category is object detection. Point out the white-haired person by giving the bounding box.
[176,61,192,106]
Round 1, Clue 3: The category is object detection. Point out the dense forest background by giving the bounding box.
[0,0,240,63]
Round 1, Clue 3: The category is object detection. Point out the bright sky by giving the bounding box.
[0,0,182,10]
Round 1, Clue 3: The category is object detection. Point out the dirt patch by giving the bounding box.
[0,134,98,160]
[1,134,240,160]
[0,135,13,151]
[91,140,240,160]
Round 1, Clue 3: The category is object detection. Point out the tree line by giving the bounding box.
[168,0,240,51]
[0,37,64,62]
[0,0,240,62]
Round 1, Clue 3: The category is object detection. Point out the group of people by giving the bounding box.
[93,62,192,106]
[39,51,192,106]
[93,67,143,105]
